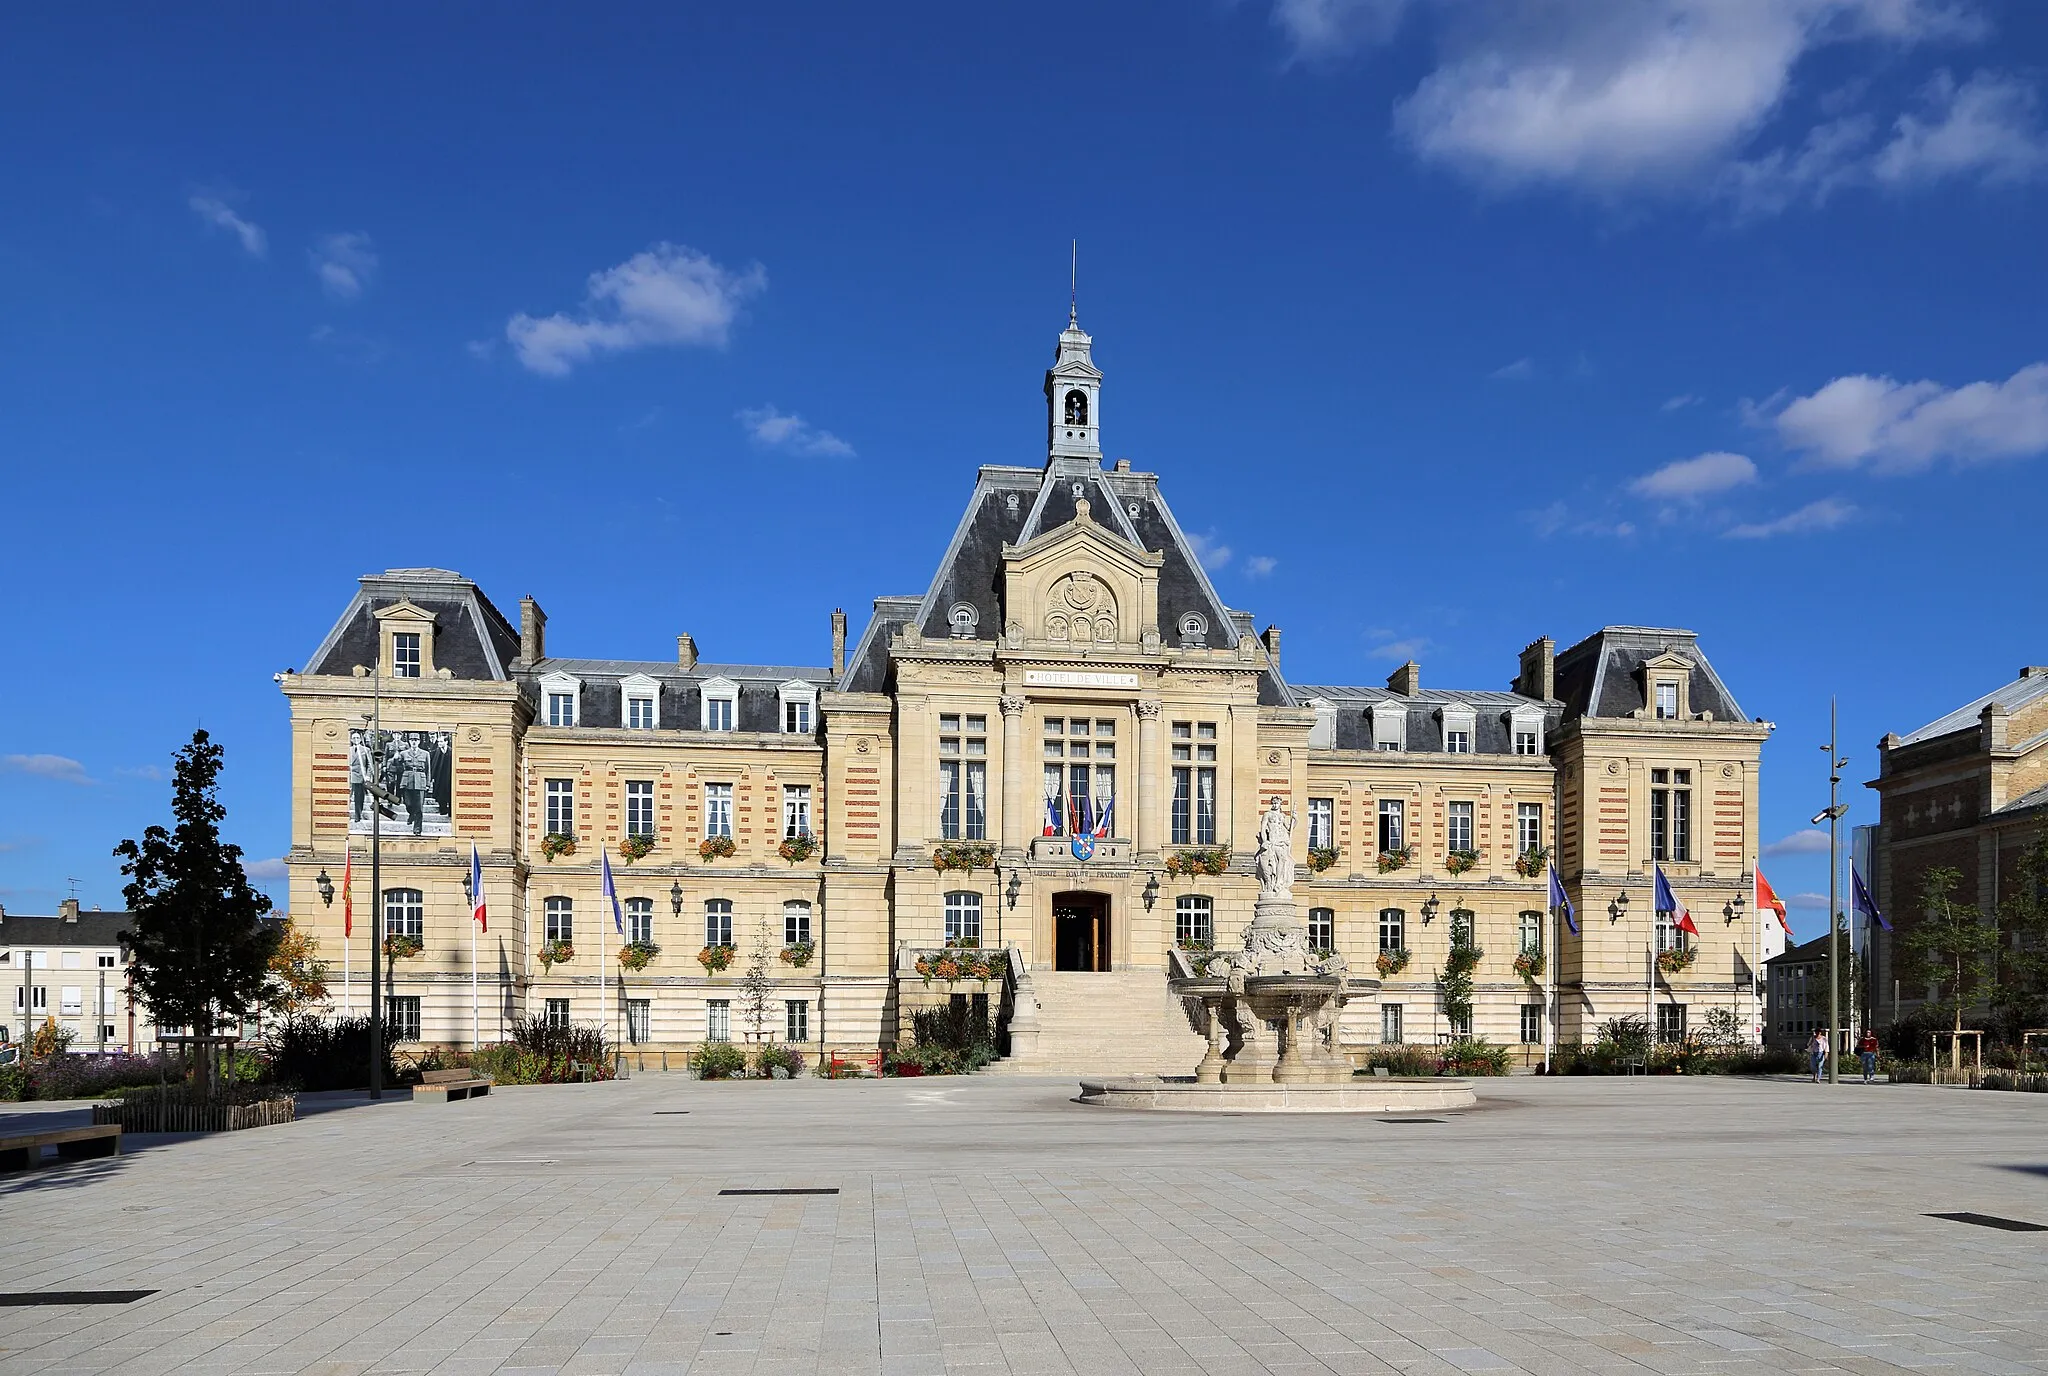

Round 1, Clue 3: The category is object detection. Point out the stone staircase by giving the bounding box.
[988,968,1207,1076]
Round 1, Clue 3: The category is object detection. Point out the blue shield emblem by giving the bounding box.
[1070,834,1096,862]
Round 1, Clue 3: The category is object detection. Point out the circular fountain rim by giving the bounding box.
[1075,1075,1478,1113]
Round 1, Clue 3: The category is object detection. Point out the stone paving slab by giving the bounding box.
[2,1076,2046,1374]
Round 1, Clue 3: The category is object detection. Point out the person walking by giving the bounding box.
[1808,1029,1829,1084]
[1858,1029,1880,1084]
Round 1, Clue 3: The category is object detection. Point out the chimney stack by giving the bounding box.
[59,898,79,924]
[1982,701,2010,751]
[677,633,698,671]
[1387,660,1421,696]
[1261,625,1282,668]
[1515,636,1556,701]
[517,596,547,666]
[831,609,847,679]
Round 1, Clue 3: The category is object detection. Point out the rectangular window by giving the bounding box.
[785,1000,809,1043]
[627,999,650,1044]
[1655,682,1678,720]
[627,695,656,729]
[704,783,732,839]
[386,996,421,1042]
[1307,798,1333,852]
[704,696,734,732]
[1378,799,1405,854]
[783,785,812,839]
[1513,729,1539,755]
[704,900,733,948]
[1672,770,1692,863]
[1307,908,1334,952]
[545,778,575,837]
[1381,1004,1402,1044]
[784,901,812,946]
[943,892,983,946]
[1170,767,1191,844]
[544,897,573,943]
[98,953,117,969]
[1444,729,1470,754]
[705,1000,731,1042]
[1519,911,1542,954]
[1517,803,1543,857]
[1655,911,1691,953]
[1657,1003,1687,1043]
[1448,1008,1472,1038]
[1520,1005,1542,1045]
[1447,801,1473,853]
[1171,722,1217,845]
[784,698,811,734]
[100,1024,117,1043]
[547,692,576,727]
[1378,908,1405,952]
[63,951,81,969]
[1650,769,1668,864]
[937,715,988,840]
[392,632,421,678]
[383,887,424,939]
[625,780,655,838]
[60,987,83,1016]
[1175,895,1213,948]
[625,897,653,946]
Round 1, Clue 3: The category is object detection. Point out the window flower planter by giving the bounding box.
[777,833,817,865]
[779,940,815,968]
[618,833,655,864]
[912,949,1008,986]
[540,833,577,863]
[1376,846,1414,874]
[1375,947,1411,978]
[931,843,995,873]
[1514,845,1551,878]
[698,835,737,862]
[1165,846,1230,877]
[1513,949,1546,980]
[1307,846,1339,873]
[617,941,659,972]
[538,939,574,970]
[697,943,736,973]
[383,933,423,961]
[1445,849,1482,876]
[1656,946,1697,975]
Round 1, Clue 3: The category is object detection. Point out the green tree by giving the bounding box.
[1900,866,1996,1068]
[1994,829,2048,1038]
[115,730,281,1091]
[263,916,330,1017]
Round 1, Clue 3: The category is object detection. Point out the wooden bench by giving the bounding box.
[0,1124,122,1172]
[411,1069,492,1103]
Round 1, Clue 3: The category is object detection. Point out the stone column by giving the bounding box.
[999,694,1028,857]
[1135,699,1162,858]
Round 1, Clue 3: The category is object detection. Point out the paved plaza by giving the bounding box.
[2,1074,2046,1375]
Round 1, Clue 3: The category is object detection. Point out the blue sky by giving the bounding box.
[4,2,2045,933]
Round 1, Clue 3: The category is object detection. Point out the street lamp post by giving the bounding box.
[360,672,399,1101]
[1815,700,1850,1087]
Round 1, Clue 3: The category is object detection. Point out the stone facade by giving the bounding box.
[278,314,1775,1064]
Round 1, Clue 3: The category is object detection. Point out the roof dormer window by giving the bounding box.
[620,673,660,730]
[392,633,421,678]
[374,601,437,679]
[700,676,738,732]
[778,680,818,735]
[1371,702,1407,752]
[1508,705,1545,756]
[1655,681,1679,719]
[539,671,582,728]
[1438,703,1475,754]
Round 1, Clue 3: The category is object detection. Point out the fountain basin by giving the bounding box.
[1076,1075,1476,1113]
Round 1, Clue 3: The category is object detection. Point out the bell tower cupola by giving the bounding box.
[1045,300,1102,464]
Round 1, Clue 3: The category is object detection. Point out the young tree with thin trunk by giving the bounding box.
[1900,866,1995,1069]
[115,730,280,1093]
[1995,830,2048,1040]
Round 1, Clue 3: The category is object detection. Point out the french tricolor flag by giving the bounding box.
[1655,865,1698,936]
[469,842,487,933]
[1044,790,1061,836]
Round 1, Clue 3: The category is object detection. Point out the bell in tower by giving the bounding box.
[1045,301,1102,464]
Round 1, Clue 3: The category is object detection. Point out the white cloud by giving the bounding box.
[464,338,496,361]
[1764,829,1834,855]
[506,243,766,376]
[1875,69,2048,186]
[1789,890,1831,910]
[243,857,289,882]
[1245,556,1279,578]
[737,406,855,458]
[1489,357,1535,380]
[1661,393,1703,411]
[310,232,378,300]
[1775,362,2048,470]
[1366,636,1433,661]
[3,754,93,785]
[1186,530,1233,570]
[1630,451,1759,499]
[1273,0,1408,61]
[188,194,266,257]
[1527,501,1636,539]
[1723,497,1859,538]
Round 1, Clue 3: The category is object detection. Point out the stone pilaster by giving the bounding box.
[999,694,1028,856]
[1136,699,1162,858]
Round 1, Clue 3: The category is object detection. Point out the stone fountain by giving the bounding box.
[1077,798,1476,1113]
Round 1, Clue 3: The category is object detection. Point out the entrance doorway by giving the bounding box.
[1054,892,1110,972]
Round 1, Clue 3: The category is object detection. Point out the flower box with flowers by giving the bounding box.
[617,941,659,972]
[618,833,656,864]
[779,939,815,968]
[1165,846,1230,877]
[698,834,737,862]
[1512,949,1546,980]
[777,832,817,865]
[540,832,577,863]
[538,939,574,970]
[931,843,996,873]
[1514,845,1551,878]
[1376,846,1414,874]
[1444,849,1482,876]
[1656,946,1697,975]
[1308,846,1339,874]
[383,933,423,961]
[697,943,736,973]
[1375,947,1411,977]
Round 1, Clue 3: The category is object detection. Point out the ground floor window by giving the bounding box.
[706,999,731,1042]
[1447,1009,1472,1038]
[1657,1002,1687,1044]
[944,891,982,946]
[627,999,650,1044]
[386,995,421,1042]
[785,1000,809,1042]
[1520,1004,1542,1044]
[544,998,570,1030]
[1176,895,1213,948]
[1381,1004,1402,1043]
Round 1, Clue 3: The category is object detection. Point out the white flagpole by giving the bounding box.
[472,913,479,1050]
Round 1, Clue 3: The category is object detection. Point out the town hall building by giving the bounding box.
[279,309,1774,1071]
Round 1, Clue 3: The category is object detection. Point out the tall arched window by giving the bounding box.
[704,899,734,948]
[383,888,423,939]
[943,891,982,946]
[624,896,653,946]
[1175,895,1213,948]
[543,896,573,943]
[1064,390,1088,426]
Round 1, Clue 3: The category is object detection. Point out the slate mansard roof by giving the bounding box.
[0,911,136,950]
[1896,666,2048,747]
[1293,685,1556,754]
[533,659,831,735]
[1551,626,1750,724]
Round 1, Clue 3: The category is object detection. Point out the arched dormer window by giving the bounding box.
[1065,390,1088,427]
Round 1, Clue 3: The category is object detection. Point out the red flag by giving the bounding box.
[1755,866,1791,933]
[341,850,353,939]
